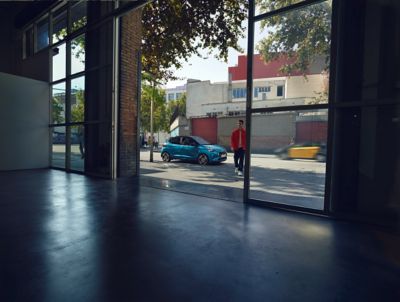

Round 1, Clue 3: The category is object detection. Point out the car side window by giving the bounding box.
[189,138,197,146]
[169,137,180,145]
[182,137,191,145]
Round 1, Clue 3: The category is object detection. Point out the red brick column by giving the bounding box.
[119,9,142,177]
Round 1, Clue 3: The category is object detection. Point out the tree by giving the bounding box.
[255,0,332,75]
[71,90,85,123]
[166,93,186,125]
[140,84,168,133]
[53,1,248,83]
[141,0,248,81]
[52,96,64,124]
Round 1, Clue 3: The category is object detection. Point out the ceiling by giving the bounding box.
[0,1,56,29]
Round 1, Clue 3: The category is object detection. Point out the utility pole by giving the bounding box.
[149,79,155,162]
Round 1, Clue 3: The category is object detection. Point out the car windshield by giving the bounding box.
[191,136,210,145]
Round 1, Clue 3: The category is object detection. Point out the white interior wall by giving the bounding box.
[0,72,49,170]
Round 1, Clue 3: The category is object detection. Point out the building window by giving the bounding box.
[175,92,182,99]
[277,85,284,97]
[36,16,49,52]
[70,1,87,32]
[254,86,271,98]
[52,7,67,43]
[233,88,246,99]
[168,93,175,101]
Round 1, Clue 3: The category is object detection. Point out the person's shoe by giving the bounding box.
[235,168,238,175]
[238,171,243,176]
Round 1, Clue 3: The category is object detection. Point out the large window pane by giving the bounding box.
[52,82,66,124]
[71,125,85,171]
[36,17,49,51]
[71,1,87,32]
[52,126,66,168]
[71,34,85,75]
[52,43,66,81]
[249,109,328,210]
[249,1,332,109]
[52,8,67,43]
[255,0,305,15]
[71,76,85,123]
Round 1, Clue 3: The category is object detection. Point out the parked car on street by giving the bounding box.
[161,136,227,165]
[52,132,80,144]
[274,142,326,162]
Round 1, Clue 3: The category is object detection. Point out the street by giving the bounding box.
[140,149,326,210]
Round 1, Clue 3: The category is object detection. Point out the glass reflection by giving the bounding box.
[52,82,66,124]
[248,1,332,109]
[249,109,328,210]
[52,8,67,43]
[71,77,85,123]
[52,126,66,168]
[255,0,305,15]
[71,125,85,172]
[36,17,49,51]
[52,43,66,82]
[71,35,85,75]
[71,1,87,32]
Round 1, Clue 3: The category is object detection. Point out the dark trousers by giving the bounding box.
[234,148,245,172]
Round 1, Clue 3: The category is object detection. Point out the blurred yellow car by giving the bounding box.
[275,143,326,162]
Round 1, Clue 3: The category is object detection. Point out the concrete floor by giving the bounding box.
[0,169,399,301]
[140,149,325,209]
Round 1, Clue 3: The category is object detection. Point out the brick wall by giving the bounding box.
[119,9,142,177]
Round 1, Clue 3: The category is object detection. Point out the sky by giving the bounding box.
[165,21,265,89]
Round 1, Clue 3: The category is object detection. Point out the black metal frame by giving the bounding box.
[245,0,336,215]
[47,1,87,173]
[46,1,150,176]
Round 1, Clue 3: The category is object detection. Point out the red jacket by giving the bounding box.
[231,128,246,150]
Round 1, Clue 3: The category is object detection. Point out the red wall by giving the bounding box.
[228,54,304,81]
[191,118,218,144]
[296,121,328,143]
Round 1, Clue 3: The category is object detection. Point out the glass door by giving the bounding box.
[245,0,332,211]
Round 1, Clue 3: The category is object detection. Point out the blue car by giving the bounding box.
[161,136,227,165]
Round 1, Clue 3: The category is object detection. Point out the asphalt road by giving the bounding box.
[140,149,326,210]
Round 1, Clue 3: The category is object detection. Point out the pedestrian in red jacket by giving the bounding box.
[230,119,246,176]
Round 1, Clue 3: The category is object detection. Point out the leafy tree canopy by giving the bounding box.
[71,90,85,123]
[140,84,168,133]
[142,0,248,82]
[256,0,331,74]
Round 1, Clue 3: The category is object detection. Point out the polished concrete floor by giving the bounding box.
[0,170,399,301]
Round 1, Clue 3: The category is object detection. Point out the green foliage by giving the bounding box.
[140,84,168,133]
[141,0,248,82]
[256,0,331,74]
[71,90,85,122]
[167,94,186,124]
[54,18,86,63]
[52,97,64,124]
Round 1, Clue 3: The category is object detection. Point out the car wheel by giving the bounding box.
[197,154,209,165]
[316,154,326,162]
[161,152,171,162]
[278,152,289,160]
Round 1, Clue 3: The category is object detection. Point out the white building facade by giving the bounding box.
[186,55,328,118]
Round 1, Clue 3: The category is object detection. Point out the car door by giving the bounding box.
[180,137,198,160]
[168,136,183,158]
